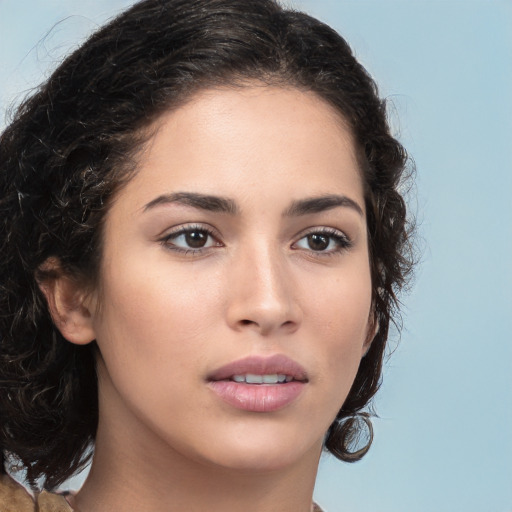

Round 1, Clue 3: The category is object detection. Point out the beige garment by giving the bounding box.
[0,472,324,511]
[0,473,72,512]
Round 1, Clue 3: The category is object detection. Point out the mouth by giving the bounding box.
[231,373,294,384]
[207,355,308,412]
[207,354,308,384]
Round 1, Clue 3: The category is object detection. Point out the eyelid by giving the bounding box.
[157,223,352,256]
[158,223,223,253]
[291,226,353,254]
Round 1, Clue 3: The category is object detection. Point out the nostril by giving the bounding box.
[240,319,253,326]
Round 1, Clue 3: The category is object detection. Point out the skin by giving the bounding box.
[51,86,373,512]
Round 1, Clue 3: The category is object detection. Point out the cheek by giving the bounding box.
[92,251,234,389]
[92,254,225,378]
[306,268,372,389]
[91,265,215,431]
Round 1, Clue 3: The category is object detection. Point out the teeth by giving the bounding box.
[232,373,292,384]
[246,374,263,384]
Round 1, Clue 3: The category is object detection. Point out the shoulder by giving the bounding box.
[37,490,74,512]
[0,473,34,512]
[0,473,73,512]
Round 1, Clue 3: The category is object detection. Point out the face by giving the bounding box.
[88,86,373,473]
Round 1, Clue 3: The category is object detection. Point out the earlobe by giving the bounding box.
[37,261,96,345]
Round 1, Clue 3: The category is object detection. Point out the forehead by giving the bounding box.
[116,85,364,213]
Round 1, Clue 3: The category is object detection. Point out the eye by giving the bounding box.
[160,225,221,253]
[293,228,352,254]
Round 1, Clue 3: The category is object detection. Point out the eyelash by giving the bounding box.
[291,227,353,257]
[159,225,352,256]
[159,224,221,255]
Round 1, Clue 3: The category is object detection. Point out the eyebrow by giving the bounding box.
[284,194,364,217]
[143,192,238,214]
[143,191,363,217]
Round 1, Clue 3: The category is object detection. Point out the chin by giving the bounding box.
[193,426,323,473]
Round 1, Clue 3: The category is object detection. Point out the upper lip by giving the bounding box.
[208,354,308,382]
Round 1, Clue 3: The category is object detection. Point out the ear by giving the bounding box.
[362,311,379,358]
[37,259,96,345]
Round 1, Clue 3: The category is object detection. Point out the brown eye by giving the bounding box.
[293,229,352,254]
[185,230,208,248]
[162,227,220,252]
[307,234,329,251]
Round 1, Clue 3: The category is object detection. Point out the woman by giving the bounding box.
[0,0,413,510]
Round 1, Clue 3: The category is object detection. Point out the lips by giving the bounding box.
[207,354,308,383]
[207,355,308,412]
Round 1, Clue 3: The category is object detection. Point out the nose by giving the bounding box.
[225,243,302,336]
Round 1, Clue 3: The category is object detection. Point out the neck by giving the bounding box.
[73,385,321,512]
[74,435,320,512]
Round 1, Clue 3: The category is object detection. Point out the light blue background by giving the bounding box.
[1,1,510,511]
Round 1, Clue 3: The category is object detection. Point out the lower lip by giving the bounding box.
[208,380,305,412]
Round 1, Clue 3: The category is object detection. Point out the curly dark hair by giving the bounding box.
[0,0,414,490]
